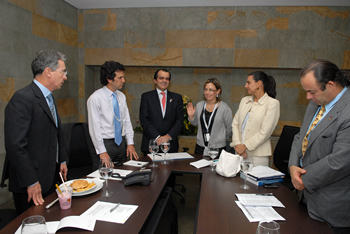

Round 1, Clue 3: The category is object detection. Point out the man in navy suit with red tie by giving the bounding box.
[140,69,183,156]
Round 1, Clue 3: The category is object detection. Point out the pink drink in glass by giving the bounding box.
[56,186,72,210]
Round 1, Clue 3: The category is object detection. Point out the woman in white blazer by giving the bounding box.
[231,71,280,166]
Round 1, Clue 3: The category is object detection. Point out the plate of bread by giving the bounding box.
[60,178,103,196]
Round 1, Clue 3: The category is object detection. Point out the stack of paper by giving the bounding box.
[235,193,285,222]
[148,152,194,161]
[240,166,285,186]
[190,159,212,169]
[87,169,133,181]
[123,160,149,167]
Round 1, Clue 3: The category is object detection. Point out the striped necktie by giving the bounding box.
[47,94,58,162]
[47,94,57,126]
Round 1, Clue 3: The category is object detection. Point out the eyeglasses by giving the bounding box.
[56,69,68,76]
[204,88,217,93]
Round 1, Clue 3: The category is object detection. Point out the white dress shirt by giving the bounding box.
[87,86,134,154]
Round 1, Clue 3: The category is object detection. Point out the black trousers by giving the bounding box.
[13,163,60,215]
[92,137,127,170]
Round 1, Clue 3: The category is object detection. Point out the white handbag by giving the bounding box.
[216,150,242,178]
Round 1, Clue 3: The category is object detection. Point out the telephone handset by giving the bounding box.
[124,169,152,187]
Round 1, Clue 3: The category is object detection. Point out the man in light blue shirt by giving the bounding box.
[5,50,68,215]
[289,59,350,233]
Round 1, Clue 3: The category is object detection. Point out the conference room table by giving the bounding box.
[3,154,332,233]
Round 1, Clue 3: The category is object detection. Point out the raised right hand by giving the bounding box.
[186,102,196,120]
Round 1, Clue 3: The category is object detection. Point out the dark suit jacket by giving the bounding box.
[4,82,68,194]
[140,90,183,153]
[289,88,350,227]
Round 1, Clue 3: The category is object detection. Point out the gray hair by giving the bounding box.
[31,50,66,78]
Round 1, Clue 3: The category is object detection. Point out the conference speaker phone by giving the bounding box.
[112,169,152,186]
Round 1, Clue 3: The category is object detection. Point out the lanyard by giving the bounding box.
[202,102,218,133]
[103,88,122,123]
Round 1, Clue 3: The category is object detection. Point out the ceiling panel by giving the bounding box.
[65,0,350,9]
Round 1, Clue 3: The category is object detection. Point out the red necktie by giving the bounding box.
[161,92,166,111]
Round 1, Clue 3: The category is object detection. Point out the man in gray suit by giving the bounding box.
[5,50,68,215]
[289,59,350,233]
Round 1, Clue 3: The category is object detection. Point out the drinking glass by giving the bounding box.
[99,158,114,197]
[256,220,280,234]
[208,147,219,171]
[160,139,170,165]
[240,155,253,190]
[149,139,159,167]
[21,215,48,234]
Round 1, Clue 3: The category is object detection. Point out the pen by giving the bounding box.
[110,203,121,213]
[256,193,274,196]
[137,163,141,165]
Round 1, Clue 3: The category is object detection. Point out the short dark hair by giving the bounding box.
[154,69,171,81]
[31,50,66,78]
[203,77,222,101]
[248,71,277,98]
[100,61,125,85]
[301,59,350,91]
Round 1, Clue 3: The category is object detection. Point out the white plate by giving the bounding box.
[60,178,103,197]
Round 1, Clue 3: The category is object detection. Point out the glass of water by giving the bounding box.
[21,215,48,234]
[240,155,253,190]
[208,147,219,171]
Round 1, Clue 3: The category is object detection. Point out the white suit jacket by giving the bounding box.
[231,93,280,156]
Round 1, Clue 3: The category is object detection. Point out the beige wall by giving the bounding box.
[1,1,349,206]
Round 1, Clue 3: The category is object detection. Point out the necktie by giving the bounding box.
[161,92,166,111]
[112,93,122,145]
[302,105,326,155]
[47,94,57,127]
[47,94,58,162]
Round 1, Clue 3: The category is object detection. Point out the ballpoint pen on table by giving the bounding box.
[256,193,274,196]
[110,203,121,213]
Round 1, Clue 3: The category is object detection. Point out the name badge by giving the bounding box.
[204,133,210,142]
[121,120,125,136]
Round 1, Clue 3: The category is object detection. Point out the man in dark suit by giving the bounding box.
[289,59,350,233]
[4,50,68,215]
[140,69,183,156]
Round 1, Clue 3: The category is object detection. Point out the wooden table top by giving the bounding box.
[2,155,332,233]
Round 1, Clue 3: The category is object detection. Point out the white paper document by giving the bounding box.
[87,169,133,180]
[123,160,149,167]
[235,193,285,208]
[81,201,138,224]
[190,159,212,169]
[235,201,285,222]
[15,216,96,234]
[248,165,285,178]
[148,152,194,161]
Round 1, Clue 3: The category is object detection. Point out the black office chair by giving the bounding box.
[62,123,96,180]
[170,148,189,204]
[0,158,19,229]
[273,125,300,191]
[0,157,9,189]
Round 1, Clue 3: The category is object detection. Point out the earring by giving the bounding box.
[257,87,259,90]
[216,94,218,97]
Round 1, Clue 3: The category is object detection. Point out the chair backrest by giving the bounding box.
[273,125,300,174]
[0,157,9,188]
[68,123,93,169]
